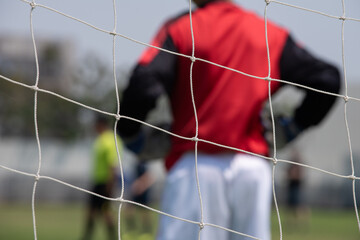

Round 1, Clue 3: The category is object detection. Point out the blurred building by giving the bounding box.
[0,35,74,92]
[0,36,82,138]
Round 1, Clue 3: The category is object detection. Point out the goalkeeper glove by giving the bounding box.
[264,115,304,149]
[123,123,171,160]
[124,131,145,154]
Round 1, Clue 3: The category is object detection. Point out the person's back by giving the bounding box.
[118,1,340,239]
[161,1,289,169]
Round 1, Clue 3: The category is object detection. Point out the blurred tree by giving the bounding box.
[71,53,127,109]
[0,79,83,140]
[0,52,126,141]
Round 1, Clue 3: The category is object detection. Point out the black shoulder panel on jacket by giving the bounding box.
[118,35,177,138]
[280,35,341,129]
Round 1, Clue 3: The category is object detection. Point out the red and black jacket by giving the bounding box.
[119,1,340,170]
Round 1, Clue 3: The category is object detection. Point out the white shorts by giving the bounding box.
[156,152,272,240]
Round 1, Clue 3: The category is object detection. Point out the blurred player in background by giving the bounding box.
[82,115,121,240]
[118,0,340,239]
[123,160,156,239]
[286,148,311,226]
[287,149,303,213]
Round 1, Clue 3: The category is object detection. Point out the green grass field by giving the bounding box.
[0,203,359,240]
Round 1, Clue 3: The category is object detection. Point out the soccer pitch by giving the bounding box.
[0,203,358,240]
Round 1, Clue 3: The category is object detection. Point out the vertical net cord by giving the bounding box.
[340,0,360,230]
[2,1,360,239]
[264,1,283,240]
[188,0,205,236]
[29,1,42,240]
[109,1,125,239]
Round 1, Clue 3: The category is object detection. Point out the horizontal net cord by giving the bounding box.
[123,198,260,240]
[0,164,120,202]
[204,222,260,240]
[271,0,360,22]
[1,66,359,110]
[19,0,264,85]
[181,59,351,103]
[15,1,360,103]
[20,0,360,58]
[0,162,259,239]
[19,0,193,61]
[17,0,360,104]
[5,0,360,238]
[1,69,358,167]
[0,74,117,118]
[0,72,359,181]
[198,139,273,161]
[1,142,358,188]
[16,154,356,238]
[276,159,360,180]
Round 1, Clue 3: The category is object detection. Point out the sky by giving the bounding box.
[1,0,360,83]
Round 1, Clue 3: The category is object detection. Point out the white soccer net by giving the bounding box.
[0,0,360,239]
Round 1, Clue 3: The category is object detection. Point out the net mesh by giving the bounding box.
[0,0,360,239]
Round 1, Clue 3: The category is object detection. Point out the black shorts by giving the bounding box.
[89,184,110,210]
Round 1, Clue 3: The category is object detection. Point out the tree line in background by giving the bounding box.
[0,53,128,141]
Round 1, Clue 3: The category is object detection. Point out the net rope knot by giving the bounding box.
[264,77,272,82]
[192,136,199,142]
[32,85,39,91]
[339,16,346,21]
[199,222,205,230]
[110,31,117,36]
[29,1,36,9]
[272,157,278,165]
[34,174,40,182]
[115,114,121,121]
[190,56,196,63]
[343,95,349,103]
[348,175,356,181]
[265,0,271,5]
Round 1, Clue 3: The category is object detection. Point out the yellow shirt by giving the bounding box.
[92,130,122,184]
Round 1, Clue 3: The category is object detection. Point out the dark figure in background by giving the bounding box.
[287,160,303,210]
[82,115,121,240]
[131,161,154,207]
[123,160,156,238]
[287,149,310,223]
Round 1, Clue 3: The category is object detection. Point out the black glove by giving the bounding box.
[124,130,145,154]
[263,115,304,149]
[123,123,171,160]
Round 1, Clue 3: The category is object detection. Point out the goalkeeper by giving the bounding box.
[118,0,341,239]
